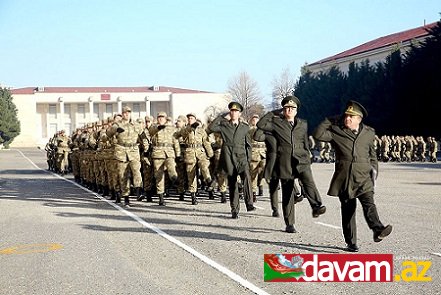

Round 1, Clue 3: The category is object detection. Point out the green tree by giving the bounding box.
[0,88,21,148]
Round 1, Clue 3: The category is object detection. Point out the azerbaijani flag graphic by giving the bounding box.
[264,254,304,282]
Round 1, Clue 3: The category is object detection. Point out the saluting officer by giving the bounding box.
[257,96,326,233]
[208,102,255,219]
[313,100,392,252]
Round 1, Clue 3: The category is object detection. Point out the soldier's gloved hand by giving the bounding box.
[143,152,149,157]
[157,125,166,130]
[116,127,125,133]
[191,122,199,128]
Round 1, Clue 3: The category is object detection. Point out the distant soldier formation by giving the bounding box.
[310,135,439,163]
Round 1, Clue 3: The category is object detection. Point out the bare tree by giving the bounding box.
[227,71,263,120]
[271,67,296,109]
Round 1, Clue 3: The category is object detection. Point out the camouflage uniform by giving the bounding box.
[106,107,143,206]
[248,121,266,201]
[55,131,71,174]
[175,114,213,205]
[149,112,180,206]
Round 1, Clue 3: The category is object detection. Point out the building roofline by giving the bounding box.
[308,21,438,67]
[10,86,213,95]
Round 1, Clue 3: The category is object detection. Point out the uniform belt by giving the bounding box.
[154,143,173,147]
[252,143,266,148]
[117,143,138,148]
[185,144,203,148]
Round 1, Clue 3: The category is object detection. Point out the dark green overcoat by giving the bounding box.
[207,115,251,176]
[312,117,378,199]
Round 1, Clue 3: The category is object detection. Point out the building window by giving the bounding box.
[49,104,57,119]
[64,104,71,119]
[93,104,99,119]
[133,103,140,118]
[49,123,57,136]
[64,123,71,135]
[77,104,86,119]
[105,104,113,114]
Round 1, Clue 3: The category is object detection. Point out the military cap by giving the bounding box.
[157,111,167,118]
[344,100,368,118]
[228,101,243,112]
[145,115,153,122]
[281,96,300,108]
[177,115,187,122]
[136,118,143,124]
[186,112,197,118]
[87,123,93,128]
[122,106,131,113]
[96,120,103,126]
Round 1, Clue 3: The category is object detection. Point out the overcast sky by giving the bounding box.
[1,0,439,101]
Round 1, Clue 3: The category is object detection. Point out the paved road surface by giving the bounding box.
[0,148,440,294]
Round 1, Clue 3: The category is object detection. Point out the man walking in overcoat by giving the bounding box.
[313,100,392,252]
[208,102,255,219]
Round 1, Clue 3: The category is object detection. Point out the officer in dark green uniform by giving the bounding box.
[208,102,255,219]
[313,100,392,252]
[257,96,326,233]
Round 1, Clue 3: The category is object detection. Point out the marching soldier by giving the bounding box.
[174,115,188,201]
[175,113,214,205]
[149,112,180,206]
[138,115,155,202]
[207,120,228,203]
[208,102,255,219]
[248,114,266,202]
[106,106,143,207]
[55,130,71,175]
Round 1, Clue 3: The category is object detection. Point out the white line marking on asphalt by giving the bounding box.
[16,149,271,295]
[431,252,441,258]
[315,221,341,229]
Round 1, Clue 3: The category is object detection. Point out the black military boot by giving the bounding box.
[253,192,257,203]
[136,187,144,201]
[208,191,215,200]
[115,193,121,204]
[191,193,198,205]
[146,190,153,202]
[158,193,165,206]
[97,185,103,195]
[102,186,109,197]
[220,192,227,203]
[258,185,264,196]
[109,189,116,200]
[179,193,185,201]
[124,196,130,207]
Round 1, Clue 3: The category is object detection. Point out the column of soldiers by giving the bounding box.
[375,135,438,162]
[44,106,439,215]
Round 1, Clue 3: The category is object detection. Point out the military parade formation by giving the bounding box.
[44,97,439,251]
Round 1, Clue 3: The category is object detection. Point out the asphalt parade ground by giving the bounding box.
[0,148,440,295]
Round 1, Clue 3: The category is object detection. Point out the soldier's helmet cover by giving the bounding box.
[228,101,243,112]
[344,100,368,118]
[157,111,167,118]
[281,96,300,108]
[122,106,132,113]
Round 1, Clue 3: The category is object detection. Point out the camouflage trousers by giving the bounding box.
[186,158,211,193]
[250,158,266,193]
[153,157,177,194]
[117,159,142,197]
